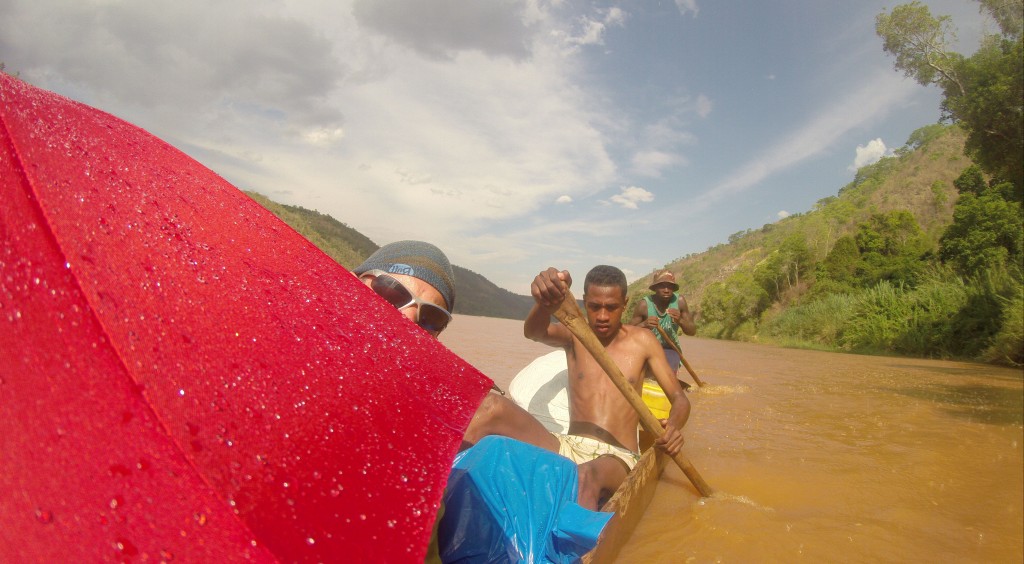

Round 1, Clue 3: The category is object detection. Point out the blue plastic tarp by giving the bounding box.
[438,436,612,563]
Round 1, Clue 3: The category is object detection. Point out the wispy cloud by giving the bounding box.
[605,186,655,209]
[631,150,682,177]
[566,6,628,46]
[628,101,697,177]
[690,70,920,211]
[696,94,713,118]
[674,0,699,17]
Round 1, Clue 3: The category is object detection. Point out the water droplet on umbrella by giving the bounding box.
[34,508,53,524]
[306,537,316,546]
[194,512,207,526]
[114,538,138,556]
[159,549,174,561]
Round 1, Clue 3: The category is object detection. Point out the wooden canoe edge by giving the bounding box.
[581,447,669,564]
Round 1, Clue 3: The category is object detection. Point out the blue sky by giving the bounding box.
[1,1,990,295]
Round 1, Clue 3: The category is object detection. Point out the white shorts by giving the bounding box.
[553,433,640,471]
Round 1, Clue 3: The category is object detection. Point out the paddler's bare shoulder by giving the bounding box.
[614,323,659,349]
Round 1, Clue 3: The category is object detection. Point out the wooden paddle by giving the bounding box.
[655,325,707,388]
[553,291,714,497]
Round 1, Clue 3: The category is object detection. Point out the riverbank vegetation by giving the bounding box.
[631,1,1022,366]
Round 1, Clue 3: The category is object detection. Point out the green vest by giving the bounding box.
[644,295,681,350]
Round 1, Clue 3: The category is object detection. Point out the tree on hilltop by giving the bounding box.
[877,0,1023,192]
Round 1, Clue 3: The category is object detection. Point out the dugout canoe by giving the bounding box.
[508,352,685,562]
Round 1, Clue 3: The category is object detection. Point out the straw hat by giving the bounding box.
[648,269,679,291]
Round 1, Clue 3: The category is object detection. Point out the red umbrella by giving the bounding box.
[0,73,491,562]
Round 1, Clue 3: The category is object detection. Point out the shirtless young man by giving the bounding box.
[462,265,691,509]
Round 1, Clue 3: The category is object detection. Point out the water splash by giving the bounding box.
[696,384,751,396]
[705,491,775,513]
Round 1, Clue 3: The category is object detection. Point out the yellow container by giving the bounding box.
[641,379,671,420]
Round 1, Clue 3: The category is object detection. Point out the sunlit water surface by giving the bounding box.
[442,314,1024,563]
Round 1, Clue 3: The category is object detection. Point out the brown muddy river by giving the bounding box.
[441,314,1024,563]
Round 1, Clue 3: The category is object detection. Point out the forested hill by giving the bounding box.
[634,124,968,307]
[246,192,534,320]
[628,124,1022,366]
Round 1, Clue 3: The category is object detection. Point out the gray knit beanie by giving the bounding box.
[353,240,456,312]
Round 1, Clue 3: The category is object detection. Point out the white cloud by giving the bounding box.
[566,6,628,47]
[696,94,712,118]
[628,103,696,177]
[605,7,626,27]
[0,0,965,294]
[631,150,681,177]
[0,0,627,291]
[351,0,534,60]
[848,138,891,171]
[674,0,699,17]
[766,74,776,80]
[777,210,790,219]
[607,186,654,210]
[303,127,345,146]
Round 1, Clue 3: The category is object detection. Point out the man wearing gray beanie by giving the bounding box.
[353,240,456,336]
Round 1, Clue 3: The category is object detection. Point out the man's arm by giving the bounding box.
[640,330,690,455]
[672,295,697,336]
[523,268,573,347]
[630,299,656,328]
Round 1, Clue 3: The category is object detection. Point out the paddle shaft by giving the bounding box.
[655,325,707,388]
[553,292,713,497]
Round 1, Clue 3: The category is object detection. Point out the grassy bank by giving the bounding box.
[711,266,1024,367]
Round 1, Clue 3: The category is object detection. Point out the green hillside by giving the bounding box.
[628,125,1022,366]
[637,124,967,308]
[246,192,378,268]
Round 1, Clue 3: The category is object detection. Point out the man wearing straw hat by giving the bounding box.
[630,269,696,378]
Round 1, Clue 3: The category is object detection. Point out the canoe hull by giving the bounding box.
[582,447,668,563]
